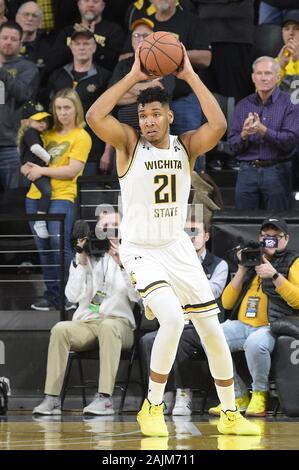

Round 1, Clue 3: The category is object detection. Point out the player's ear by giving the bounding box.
[168,110,174,124]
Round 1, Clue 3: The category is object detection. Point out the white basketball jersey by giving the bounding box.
[119,135,191,247]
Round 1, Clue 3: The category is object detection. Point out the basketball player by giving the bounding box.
[86,44,260,437]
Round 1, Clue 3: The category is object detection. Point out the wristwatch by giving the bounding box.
[272,272,279,281]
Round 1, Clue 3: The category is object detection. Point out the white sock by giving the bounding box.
[215,383,236,412]
[148,378,166,405]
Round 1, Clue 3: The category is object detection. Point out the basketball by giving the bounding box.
[139,31,183,77]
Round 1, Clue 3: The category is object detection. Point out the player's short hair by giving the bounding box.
[137,86,170,107]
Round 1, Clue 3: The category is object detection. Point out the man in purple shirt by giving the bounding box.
[229,56,299,211]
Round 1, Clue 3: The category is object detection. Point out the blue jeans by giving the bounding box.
[235,161,292,211]
[26,198,75,306]
[222,320,276,396]
[0,146,21,190]
[171,92,202,135]
[258,2,287,25]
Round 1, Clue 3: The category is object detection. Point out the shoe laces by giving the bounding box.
[149,402,164,416]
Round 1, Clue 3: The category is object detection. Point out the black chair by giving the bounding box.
[252,24,283,61]
[60,303,144,413]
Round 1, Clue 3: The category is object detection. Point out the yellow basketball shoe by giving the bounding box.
[137,399,169,437]
[217,409,261,436]
[245,391,268,417]
[209,394,250,415]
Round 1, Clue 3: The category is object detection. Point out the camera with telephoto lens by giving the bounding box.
[235,237,278,268]
[72,219,110,257]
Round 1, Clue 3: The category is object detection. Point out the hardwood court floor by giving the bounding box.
[0,413,299,450]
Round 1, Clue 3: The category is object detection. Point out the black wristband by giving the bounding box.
[272,272,279,281]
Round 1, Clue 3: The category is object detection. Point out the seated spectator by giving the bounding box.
[276,10,299,93]
[229,56,299,211]
[209,217,299,417]
[47,29,112,176]
[46,0,125,75]
[22,88,92,311]
[18,100,52,239]
[258,1,298,25]
[32,210,140,416]
[0,20,39,191]
[139,217,229,415]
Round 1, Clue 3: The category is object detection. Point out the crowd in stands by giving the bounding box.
[0,0,299,418]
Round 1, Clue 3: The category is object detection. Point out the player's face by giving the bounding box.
[138,101,173,144]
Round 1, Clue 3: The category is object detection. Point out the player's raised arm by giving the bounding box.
[86,46,150,151]
[177,46,227,167]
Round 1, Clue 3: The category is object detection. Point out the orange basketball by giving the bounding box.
[139,31,183,77]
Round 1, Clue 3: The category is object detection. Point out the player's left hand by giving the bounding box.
[130,44,156,82]
[174,44,194,80]
[255,256,277,279]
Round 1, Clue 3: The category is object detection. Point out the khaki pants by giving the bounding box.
[44,316,134,396]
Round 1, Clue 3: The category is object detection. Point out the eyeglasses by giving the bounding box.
[260,233,285,240]
[20,12,41,19]
[132,33,149,39]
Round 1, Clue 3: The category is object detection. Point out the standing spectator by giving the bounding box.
[46,0,125,75]
[229,56,299,211]
[7,1,79,37]
[15,2,51,72]
[258,1,299,25]
[124,0,196,30]
[139,218,229,416]
[47,30,111,176]
[195,0,254,103]
[22,88,92,311]
[0,20,39,191]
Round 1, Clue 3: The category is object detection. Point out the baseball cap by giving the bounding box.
[21,101,51,121]
[282,10,299,26]
[130,17,154,31]
[70,29,95,41]
[260,217,288,234]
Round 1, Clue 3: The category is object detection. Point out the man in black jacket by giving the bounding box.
[209,216,299,417]
[47,29,111,175]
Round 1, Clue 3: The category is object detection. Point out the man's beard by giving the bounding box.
[155,1,172,13]
[82,11,97,22]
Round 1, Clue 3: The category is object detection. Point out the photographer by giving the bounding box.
[32,210,140,416]
[209,217,299,417]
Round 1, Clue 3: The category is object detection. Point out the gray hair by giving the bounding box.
[252,56,280,73]
[17,1,43,18]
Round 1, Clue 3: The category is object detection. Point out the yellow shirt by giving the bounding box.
[222,258,299,328]
[26,127,92,203]
[276,54,299,80]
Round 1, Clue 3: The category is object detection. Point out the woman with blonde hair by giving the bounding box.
[23,88,92,311]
